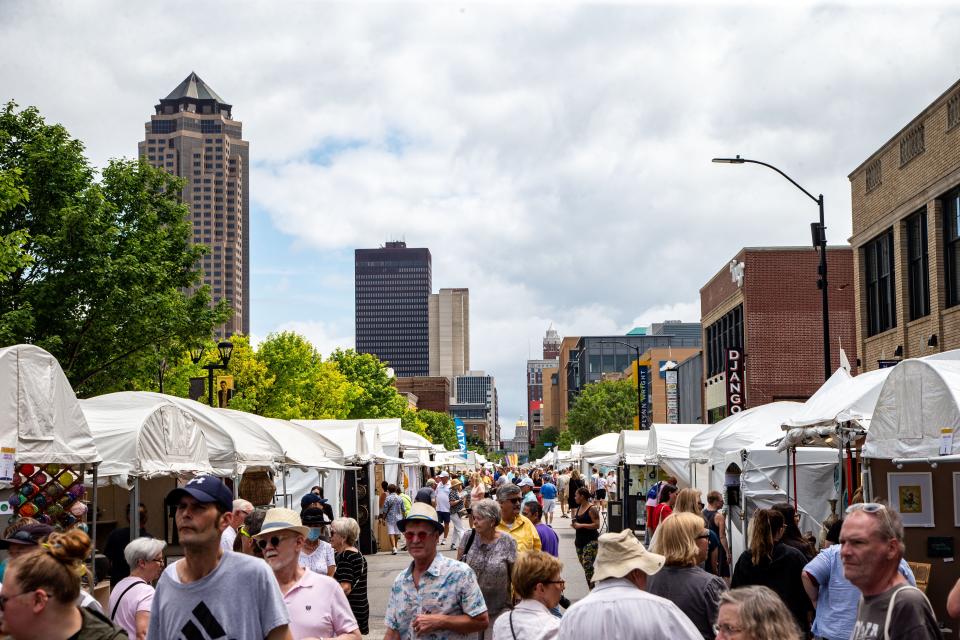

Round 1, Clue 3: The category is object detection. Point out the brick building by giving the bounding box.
[849,78,960,367]
[393,376,450,413]
[700,247,857,423]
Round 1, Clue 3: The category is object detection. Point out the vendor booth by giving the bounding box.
[645,423,709,488]
[580,432,620,469]
[863,357,960,622]
[0,345,102,581]
[615,429,653,535]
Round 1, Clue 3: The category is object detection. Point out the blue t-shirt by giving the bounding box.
[804,544,915,640]
[540,482,557,500]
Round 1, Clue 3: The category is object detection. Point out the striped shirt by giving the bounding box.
[334,549,369,635]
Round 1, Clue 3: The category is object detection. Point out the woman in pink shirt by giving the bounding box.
[256,508,360,640]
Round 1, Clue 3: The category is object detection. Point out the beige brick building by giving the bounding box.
[849,78,960,367]
[139,72,249,337]
[428,288,469,381]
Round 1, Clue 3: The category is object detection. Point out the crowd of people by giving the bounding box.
[0,464,953,639]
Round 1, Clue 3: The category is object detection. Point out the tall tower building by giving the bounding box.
[527,326,560,446]
[543,325,561,359]
[355,242,432,376]
[138,72,249,337]
[429,288,470,380]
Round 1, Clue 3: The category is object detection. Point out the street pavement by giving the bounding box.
[363,508,591,639]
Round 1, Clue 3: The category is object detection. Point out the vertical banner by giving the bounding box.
[726,348,746,414]
[638,365,650,429]
[665,369,679,424]
[455,418,468,458]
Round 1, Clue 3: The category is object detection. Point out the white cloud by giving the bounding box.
[4,2,960,424]
[272,321,355,360]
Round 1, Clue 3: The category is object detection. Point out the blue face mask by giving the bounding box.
[307,528,323,542]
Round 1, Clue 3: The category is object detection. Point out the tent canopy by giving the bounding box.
[582,432,620,465]
[399,430,434,450]
[0,345,101,466]
[618,430,651,466]
[646,423,709,485]
[782,368,889,430]
[218,410,350,470]
[690,401,802,464]
[81,393,213,484]
[865,358,960,459]
[295,420,368,463]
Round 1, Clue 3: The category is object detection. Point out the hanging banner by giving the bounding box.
[726,348,745,414]
[455,418,468,458]
[665,370,679,424]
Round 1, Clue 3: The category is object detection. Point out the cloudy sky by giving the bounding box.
[3,2,959,438]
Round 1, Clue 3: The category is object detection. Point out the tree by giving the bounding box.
[401,410,429,439]
[565,378,637,442]
[557,430,576,450]
[328,348,407,419]
[466,435,488,456]
[0,102,230,395]
[531,426,560,461]
[418,410,459,451]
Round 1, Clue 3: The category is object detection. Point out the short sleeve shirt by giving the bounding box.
[540,483,557,500]
[300,540,336,574]
[284,570,359,639]
[106,576,154,639]
[436,483,451,512]
[384,553,487,640]
[148,551,289,640]
[852,584,943,640]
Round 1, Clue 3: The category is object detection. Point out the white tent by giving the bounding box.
[400,430,433,452]
[581,432,620,466]
[645,424,709,486]
[618,430,651,466]
[81,393,213,485]
[295,420,369,464]
[0,345,100,466]
[218,410,347,471]
[864,358,960,460]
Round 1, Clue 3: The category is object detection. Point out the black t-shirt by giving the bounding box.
[104,526,152,587]
[731,542,811,632]
[852,584,943,640]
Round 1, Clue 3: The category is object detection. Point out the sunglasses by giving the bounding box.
[403,531,433,541]
[255,535,291,550]
[543,579,565,587]
[846,502,886,514]
[501,498,522,505]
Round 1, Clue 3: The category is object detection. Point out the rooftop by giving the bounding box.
[163,72,228,105]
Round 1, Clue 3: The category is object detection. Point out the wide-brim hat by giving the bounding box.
[254,507,309,538]
[0,524,54,549]
[397,502,444,533]
[592,529,665,582]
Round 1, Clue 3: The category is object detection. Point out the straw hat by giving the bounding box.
[253,507,309,538]
[591,529,665,582]
[398,502,444,533]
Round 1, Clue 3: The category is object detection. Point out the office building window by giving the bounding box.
[946,189,960,308]
[864,229,896,336]
[705,305,742,377]
[906,209,929,320]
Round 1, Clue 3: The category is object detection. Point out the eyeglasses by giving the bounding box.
[403,531,433,541]
[713,623,743,636]
[151,556,165,566]
[0,590,36,611]
[255,535,291,550]
[697,532,711,540]
[543,579,565,587]
[846,502,886,515]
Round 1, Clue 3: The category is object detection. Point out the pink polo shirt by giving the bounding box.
[283,569,358,639]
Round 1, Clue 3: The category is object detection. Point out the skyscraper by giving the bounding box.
[527,326,560,446]
[138,72,249,337]
[428,288,469,381]
[355,242,431,376]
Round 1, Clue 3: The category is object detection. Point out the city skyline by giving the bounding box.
[5,3,960,433]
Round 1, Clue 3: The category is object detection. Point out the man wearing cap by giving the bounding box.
[435,471,452,546]
[220,497,254,553]
[256,507,360,640]
[384,503,488,639]
[557,530,702,639]
[496,484,542,553]
[149,476,292,640]
[518,477,538,507]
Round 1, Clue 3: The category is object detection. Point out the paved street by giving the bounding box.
[363,510,590,638]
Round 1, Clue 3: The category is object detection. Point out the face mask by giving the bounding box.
[307,528,323,542]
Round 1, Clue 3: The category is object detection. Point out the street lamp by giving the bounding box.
[190,340,234,407]
[598,340,647,430]
[712,154,831,381]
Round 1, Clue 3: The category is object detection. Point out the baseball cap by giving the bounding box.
[439,471,450,478]
[165,475,233,513]
[300,493,328,509]
[518,477,534,488]
[398,502,444,533]
[591,529,665,582]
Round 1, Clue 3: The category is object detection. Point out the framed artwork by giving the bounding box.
[887,472,934,527]
[953,473,960,527]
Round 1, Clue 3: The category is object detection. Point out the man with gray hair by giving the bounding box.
[496,483,541,552]
[841,503,942,639]
[220,498,254,553]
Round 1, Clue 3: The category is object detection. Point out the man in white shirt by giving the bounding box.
[558,529,702,640]
[220,498,254,553]
[435,471,452,545]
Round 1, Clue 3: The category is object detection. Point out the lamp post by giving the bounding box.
[190,340,234,407]
[712,155,831,382]
[598,340,647,430]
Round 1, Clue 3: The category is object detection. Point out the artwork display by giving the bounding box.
[887,472,934,528]
[6,463,86,528]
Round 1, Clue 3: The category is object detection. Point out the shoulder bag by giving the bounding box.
[110,579,146,621]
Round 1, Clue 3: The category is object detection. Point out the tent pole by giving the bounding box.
[792,448,799,511]
[90,463,99,587]
[232,474,239,500]
[282,466,288,509]
[838,425,845,510]
[131,478,140,539]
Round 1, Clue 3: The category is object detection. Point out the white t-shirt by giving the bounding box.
[220,525,237,553]
[107,576,154,638]
[299,540,336,574]
[597,477,607,490]
[435,483,451,512]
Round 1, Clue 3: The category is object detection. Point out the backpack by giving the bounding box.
[400,492,412,516]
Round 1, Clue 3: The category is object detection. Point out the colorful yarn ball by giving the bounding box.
[36,513,51,525]
[67,485,85,500]
[61,514,77,527]
[8,494,23,509]
[45,484,64,499]
[46,503,64,518]
[30,471,47,486]
[57,471,76,487]
[44,465,60,475]
[11,473,23,488]
[19,464,35,477]
[32,494,46,509]
[20,483,39,499]
[18,503,38,517]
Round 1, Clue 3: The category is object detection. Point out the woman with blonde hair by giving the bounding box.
[673,488,721,575]
[492,551,563,640]
[648,512,727,639]
[714,585,802,640]
[674,488,703,515]
[731,509,810,635]
[0,529,126,639]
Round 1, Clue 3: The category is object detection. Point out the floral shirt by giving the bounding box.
[384,553,487,640]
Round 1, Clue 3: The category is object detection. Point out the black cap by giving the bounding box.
[165,475,233,513]
[0,524,54,549]
[300,493,327,510]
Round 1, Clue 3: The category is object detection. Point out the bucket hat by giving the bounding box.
[397,502,444,533]
[254,507,310,538]
[591,529,665,582]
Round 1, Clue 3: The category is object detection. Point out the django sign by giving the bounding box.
[726,348,745,414]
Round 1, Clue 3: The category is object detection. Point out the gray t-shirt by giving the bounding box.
[415,486,435,504]
[851,584,943,640]
[148,551,288,640]
[645,565,727,640]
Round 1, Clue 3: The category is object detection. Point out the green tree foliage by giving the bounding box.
[328,348,407,419]
[531,426,560,461]
[466,435,488,456]
[0,102,229,395]
[557,430,576,450]
[565,378,637,442]
[401,410,429,439]
[418,410,459,450]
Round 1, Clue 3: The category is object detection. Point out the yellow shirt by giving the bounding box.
[497,514,542,552]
